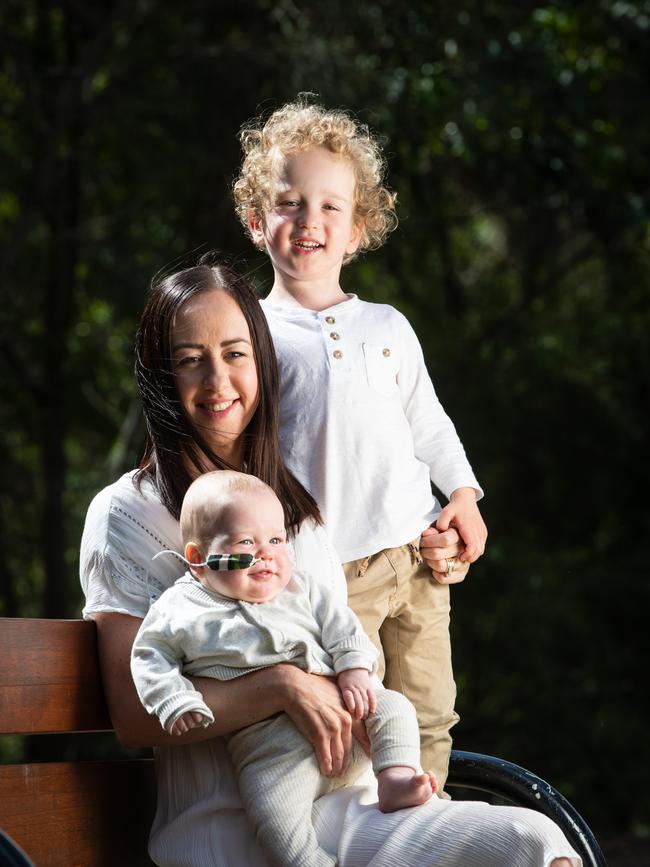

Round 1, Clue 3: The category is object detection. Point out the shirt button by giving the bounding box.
[325,316,336,324]
[333,350,343,359]
[330,332,340,340]
[382,348,391,357]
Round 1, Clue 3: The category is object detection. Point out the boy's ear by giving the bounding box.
[247,210,266,248]
[346,219,364,256]
[185,541,204,566]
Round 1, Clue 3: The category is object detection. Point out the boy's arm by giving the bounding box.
[394,312,486,558]
[395,312,483,501]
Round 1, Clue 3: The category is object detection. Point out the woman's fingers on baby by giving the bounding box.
[287,674,353,775]
[327,709,352,775]
[312,719,336,774]
[313,703,352,776]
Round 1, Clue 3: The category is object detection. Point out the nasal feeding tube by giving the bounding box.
[153,551,257,570]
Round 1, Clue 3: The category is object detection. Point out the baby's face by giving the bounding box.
[196,488,292,603]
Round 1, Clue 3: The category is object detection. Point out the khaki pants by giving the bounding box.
[343,539,459,790]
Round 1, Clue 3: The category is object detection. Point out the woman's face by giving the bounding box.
[171,289,259,466]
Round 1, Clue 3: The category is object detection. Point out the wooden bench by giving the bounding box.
[0,618,155,867]
[0,618,606,867]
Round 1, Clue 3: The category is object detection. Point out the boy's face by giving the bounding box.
[249,146,361,290]
[188,487,292,604]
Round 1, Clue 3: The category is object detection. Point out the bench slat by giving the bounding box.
[0,760,156,866]
[0,618,112,733]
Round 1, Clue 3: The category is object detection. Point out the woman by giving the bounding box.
[80,255,579,866]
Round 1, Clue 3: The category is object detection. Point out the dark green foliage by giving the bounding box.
[1,0,648,841]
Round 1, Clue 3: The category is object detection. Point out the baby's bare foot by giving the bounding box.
[377,767,438,813]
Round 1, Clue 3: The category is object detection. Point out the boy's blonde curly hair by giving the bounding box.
[233,97,398,262]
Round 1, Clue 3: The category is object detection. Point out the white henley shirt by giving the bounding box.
[262,295,483,563]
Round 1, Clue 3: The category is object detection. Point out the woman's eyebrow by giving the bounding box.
[221,338,252,347]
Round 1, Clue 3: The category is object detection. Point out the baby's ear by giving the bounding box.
[185,541,204,566]
[247,210,265,247]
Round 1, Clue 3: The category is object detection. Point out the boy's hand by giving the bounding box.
[436,487,487,563]
[338,668,377,720]
[169,710,210,736]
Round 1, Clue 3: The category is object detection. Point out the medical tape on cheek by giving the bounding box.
[205,553,255,571]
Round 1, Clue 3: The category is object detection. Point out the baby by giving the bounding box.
[131,470,437,867]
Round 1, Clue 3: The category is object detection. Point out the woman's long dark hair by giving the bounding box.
[134,253,321,534]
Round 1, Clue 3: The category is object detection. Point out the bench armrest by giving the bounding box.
[447,750,606,867]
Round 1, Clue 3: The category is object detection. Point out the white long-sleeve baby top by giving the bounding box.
[131,569,378,732]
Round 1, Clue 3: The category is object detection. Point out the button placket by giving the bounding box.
[321,313,343,360]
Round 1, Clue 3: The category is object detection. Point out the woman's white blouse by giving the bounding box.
[79,471,580,867]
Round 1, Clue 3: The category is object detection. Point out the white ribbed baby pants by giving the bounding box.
[227,687,420,867]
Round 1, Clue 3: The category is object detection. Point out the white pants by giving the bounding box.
[227,688,420,867]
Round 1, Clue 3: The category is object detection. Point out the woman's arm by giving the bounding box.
[95,611,355,774]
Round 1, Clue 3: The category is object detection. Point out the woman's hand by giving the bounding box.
[280,666,355,777]
[420,526,471,585]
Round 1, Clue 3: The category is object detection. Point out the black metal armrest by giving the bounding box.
[0,832,35,867]
[447,750,606,867]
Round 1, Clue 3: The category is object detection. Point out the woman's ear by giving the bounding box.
[185,541,204,566]
[247,210,266,248]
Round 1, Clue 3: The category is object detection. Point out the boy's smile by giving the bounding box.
[249,146,361,306]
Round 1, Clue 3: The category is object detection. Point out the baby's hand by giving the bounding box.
[169,710,210,736]
[338,668,377,720]
[436,487,487,563]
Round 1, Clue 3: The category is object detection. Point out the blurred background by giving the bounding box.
[1,2,648,863]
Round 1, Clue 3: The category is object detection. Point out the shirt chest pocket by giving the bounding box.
[362,342,399,397]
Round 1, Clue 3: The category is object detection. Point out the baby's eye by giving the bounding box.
[269,537,285,545]
[237,538,253,546]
